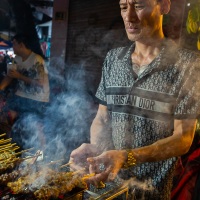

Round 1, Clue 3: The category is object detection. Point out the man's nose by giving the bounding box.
[125,7,138,22]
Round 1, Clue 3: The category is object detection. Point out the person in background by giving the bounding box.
[0,55,6,81]
[0,33,50,147]
[69,0,200,199]
[3,50,11,64]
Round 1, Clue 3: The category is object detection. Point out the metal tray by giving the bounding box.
[86,186,129,200]
[0,187,85,200]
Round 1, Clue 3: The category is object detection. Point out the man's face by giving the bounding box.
[119,0,163,42]
[12,39,23,55]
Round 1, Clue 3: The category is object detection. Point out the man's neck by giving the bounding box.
[20,50,32,62]
[132,37,165,67]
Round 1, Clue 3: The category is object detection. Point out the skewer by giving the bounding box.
[6,146,20,153]
[0,148,33,160]
[72,168,86,175]
[1,142,16,147]
[41,159,64,166]
[82,173,95,180]
[1,157,20,164]
[0,137,12,141]
[14,148,34,156]
[30,150,43,165]
[0,144,18,151]
[0,149,16,155]
[0,150,21,162]
[60,161,73,168]
[0,138,12,145]
[21,154,42,161]
[0,143,13,149]
[0,133,6,138]
[0,147,18,153]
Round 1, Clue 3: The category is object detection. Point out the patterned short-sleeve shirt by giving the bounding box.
[95,40,200,199]
[14,52,49,102]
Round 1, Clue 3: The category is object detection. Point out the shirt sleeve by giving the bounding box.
[174,58,200,119]
[95,54,109,106]
[34,55,46,80]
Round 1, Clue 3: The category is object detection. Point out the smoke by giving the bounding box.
[90,176,155,199]
[112,177,155,200]
[11,59,97,165]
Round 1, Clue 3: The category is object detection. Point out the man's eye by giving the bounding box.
[135,5,144,10]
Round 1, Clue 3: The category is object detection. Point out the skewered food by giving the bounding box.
[7,168,87,200]
[0,164,32,185]
[0,169,20,184]
[0,157,21,173]
[0,134,30,173]
[0,133,88,199]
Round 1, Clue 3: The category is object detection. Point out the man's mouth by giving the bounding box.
[126,26,139,34]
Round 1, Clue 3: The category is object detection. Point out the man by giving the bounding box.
[0,34,49,148]
[0,33,49,118]
[70,0,200,199]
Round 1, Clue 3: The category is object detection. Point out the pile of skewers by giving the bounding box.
[0,133,21,173]
[3,161,92,200]
[0,133,38,173]
[0,133,91,199]
[7,167,89,199]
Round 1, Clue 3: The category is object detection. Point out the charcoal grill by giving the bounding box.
[0,187,85,200]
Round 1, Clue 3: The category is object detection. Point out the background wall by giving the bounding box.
[56,0,186,96]
[64,0,130,95]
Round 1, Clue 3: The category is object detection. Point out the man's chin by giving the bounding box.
[126,33,140,42]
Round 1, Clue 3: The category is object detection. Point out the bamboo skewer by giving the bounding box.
[60,161,73,168]
[60,161,87,175]
[44,159,64,166]
[0,137,11,141]
[13,146,20,150]
[72,168,86,175]
[0,148,34,163]
[0,147,34,161]
[0,143,13,149]
[0,156,20,164]
[0,133,6,138]
[14,148,35,156]
[0,138,12,145]
[21,154,43,161]
[0,146,19,153]
[0,147,18,152]
[82,173,95,180]
[0,146,35,164]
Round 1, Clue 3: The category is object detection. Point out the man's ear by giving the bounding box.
[160,0,171,15]
[20,42,26,48]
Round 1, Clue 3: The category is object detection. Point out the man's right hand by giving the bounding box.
[69,143,100,173]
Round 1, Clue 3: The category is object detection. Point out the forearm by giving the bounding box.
[0,76,13,90]
[129,119,196,164]
[90,105,114,151]
[90,117,113,151]
[132,135,189,164]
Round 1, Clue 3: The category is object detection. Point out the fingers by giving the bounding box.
[69,144,93,172]
[87,171,109,187]
[70,144,88,163]
[107,168,118,181]
[70,143,97,160]
[7,70,15,78]
[87,157,114,186]
[68,158,80,171]
[87,153,122,184]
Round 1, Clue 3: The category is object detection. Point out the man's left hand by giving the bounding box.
[86,150,127,186]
